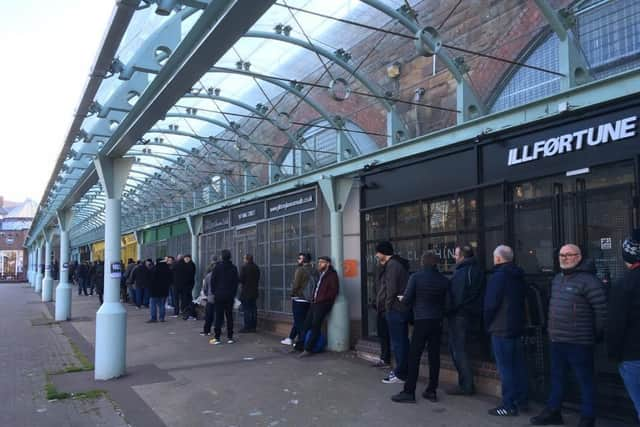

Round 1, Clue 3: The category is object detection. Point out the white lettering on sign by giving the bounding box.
[269,195,313,214]
[507,116,637,166]
[237,209,256,220]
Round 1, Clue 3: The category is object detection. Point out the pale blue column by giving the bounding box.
[319,177,353,352]
[186,215,203,299]
[27,248,32,285]
[35,242,44,293]
[94,156,133,380]
[55,209,73,321]
[42,230,55,302]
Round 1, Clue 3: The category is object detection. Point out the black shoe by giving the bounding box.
[530,408,564,425]
[446,386,474,396]
[146,319,157,323]
[422,390,437,402]
[391,391,416,403]
[488,406,518,417]
[577,417,595,427]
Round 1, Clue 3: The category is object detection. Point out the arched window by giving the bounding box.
[280,119,377,175]
[491,0,640,113]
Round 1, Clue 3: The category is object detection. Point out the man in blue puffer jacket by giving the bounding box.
[484,245,528,417]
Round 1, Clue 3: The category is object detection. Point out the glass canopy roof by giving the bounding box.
[27,0,640,242]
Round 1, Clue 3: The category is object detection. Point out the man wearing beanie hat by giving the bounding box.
[375,241,411,384]
[607,230,640,422]
[531,244,606,427]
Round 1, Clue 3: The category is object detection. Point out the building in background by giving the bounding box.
[0,197,37,281]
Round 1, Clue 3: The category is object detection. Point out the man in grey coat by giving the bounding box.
[375,241,410,385]
[531,244,607,427]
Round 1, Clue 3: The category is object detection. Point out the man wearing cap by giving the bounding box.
[531,244,607,427]
[607,230,640,421]
[294,256,339,357]
[375,241,411,384]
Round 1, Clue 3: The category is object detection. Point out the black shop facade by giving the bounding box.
[359,95,639,418]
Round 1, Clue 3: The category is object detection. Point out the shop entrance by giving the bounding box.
[510,161,637,416]
[234,225,257,266]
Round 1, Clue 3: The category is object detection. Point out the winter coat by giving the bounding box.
[150,262,171,298]
[402,266,450,320]
[377,255,410,313]
[77,263,89,281]
[124,262,137,286]
[132,264,154,290]
[211,260,239,302]
[312,266,339,305]
[291,263,316,301]
[548,259,607,345]
[239,262,260,300]
[94,263,104,295]
[448,256,485,318]
[607,265,640,361]
[484,262,527,338]
[173,260,196,290]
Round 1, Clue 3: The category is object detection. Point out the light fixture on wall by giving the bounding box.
[386,61,402,79]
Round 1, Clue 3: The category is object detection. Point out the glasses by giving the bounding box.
[559,253,580,258]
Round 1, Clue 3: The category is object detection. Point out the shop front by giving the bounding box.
[200,188,317,327]
[140,220,191,261]
[360,96,639,418]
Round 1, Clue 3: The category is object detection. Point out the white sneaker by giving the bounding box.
[227,339,235,344]
[281,338,293,346]
[382,372,404,384]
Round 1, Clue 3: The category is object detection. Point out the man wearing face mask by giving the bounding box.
[531,244,607,427]
[375,241,411,385]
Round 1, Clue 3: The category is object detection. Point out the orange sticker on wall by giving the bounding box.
[343,259,359,278]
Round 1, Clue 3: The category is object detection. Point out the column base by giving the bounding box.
[35,273,43,293]
[327,294,350,352]
[55,281,72,321]
[94,302,127,380]
[42,277,54,302]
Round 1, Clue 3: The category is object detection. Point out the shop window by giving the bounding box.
[364,209,389,242]
[392,203,421,237]
[392,238,421,272]
[426,199,457,233]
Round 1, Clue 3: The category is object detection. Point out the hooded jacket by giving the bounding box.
[150,261,172,298]
[132,263,154,290]
[484,262,527,338]
[239,261,260,300]
[291,263,316,302]
[607,265,640,361]
[448,256,485,317]
[377,255,410,313]
[548,259,607,345]
[211,260,239,302]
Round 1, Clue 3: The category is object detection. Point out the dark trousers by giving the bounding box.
[214,300,234,340]
[241,298,257,330]
[78,278,88,296]
[135,287,149,307]
[404,318,442,395]
[448,315,474,392]
[289,300,310,340]
[547,342,595,417]
[180,286,194,319]
[172,286,181,315]
[387,310,410,380]
[203,302,216,334]
[492,335,529,411]
[294,302,332,352]
[377,311,391,364]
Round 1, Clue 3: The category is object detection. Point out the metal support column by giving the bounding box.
[186,215,203,299]
[42,229,55,302]
[318,176,354,352]
[35,241,44,293]
[27,248,33,285]
[93,156,134,380]
[55,209,74,321]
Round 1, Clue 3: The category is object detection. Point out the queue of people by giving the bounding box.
[369,234,640,427]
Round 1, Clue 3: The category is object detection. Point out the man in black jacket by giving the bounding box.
[376,241,410,385]
[239,254,260,333]
[132,259,153,309]
[173,255,197,320]
[94,261,104,305]
[485,245,528,417]
[608,230,640,421]
[149,257,171,323]
[209,250,239,345]
[391,252,450,404]
[531,244,606,427]
[446,244,484,396]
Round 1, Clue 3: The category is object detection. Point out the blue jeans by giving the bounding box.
[386,310,410,380]
[135,287,149,307]
[548,342,595,417]
[289,300,310,340]
[619,360,640,421]
[149,297,166,321]
[491,335,528,410]
[241,298,258,330]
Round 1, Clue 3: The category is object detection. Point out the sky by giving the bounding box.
[0,0,114,204]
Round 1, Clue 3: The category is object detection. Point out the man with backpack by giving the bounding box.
[376,241,411,385]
